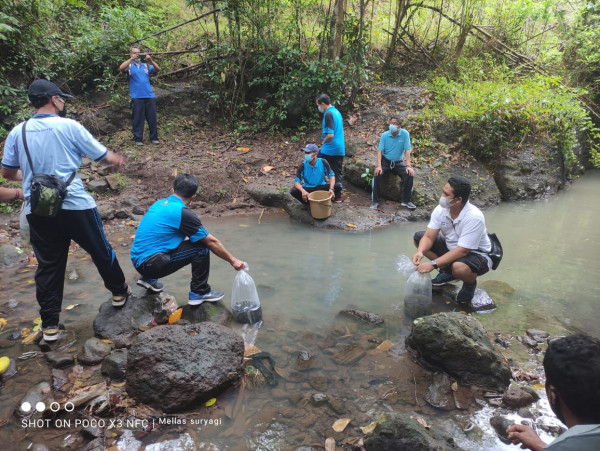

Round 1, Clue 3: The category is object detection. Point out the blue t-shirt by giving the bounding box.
[2,114,108,211]
[294,158,334,188]
[130,195,209,268]
[378,129,411,162]
[320,106,345,156]
[128,62,155,98]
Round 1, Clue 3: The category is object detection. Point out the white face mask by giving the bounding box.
[439,196,453,209]
[389,124,399,133]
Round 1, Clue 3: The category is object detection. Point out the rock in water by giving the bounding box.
[339,309,384,324]
[406,312,511,390]
[126,323,244,412]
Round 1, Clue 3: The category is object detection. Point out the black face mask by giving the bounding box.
[58,104,67,118]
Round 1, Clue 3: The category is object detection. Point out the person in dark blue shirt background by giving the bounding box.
[119,46,161,146]
[290,143,341,204]
[131,174,246,305]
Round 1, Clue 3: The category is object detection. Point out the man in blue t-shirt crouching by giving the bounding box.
[130,174,246,304]
[289,144,341,205]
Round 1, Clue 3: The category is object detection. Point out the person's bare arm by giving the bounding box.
[101,151,126,170]
[0,187,23,201]
[200,234,245,270]
[506,424,547,451]
[145,54,161,73]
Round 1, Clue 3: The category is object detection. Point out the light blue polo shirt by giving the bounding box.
[320,106,345,156]
[2,114,108,211]
[128,62,156,98]
[378,129,411,162]
[294,158,334,188]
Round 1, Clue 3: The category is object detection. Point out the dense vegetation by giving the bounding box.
[1,0,599,167]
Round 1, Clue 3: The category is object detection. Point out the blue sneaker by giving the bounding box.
[189,290,225,306]
[431,271,458,286]
[137,277,164,293]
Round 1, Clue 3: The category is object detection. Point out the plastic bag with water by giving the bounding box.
[19,204,30,246]
[231,263,262,324]
[396,254,432,318]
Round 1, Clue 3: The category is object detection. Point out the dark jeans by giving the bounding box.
[135,240,212,295]
[131,98,158,142]
[317,152,344,190]
[27,208,127,329]
[413,231,489,276]
[289,183,342,204]
[372,157,413,203]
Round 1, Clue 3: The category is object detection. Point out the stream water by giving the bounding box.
[0,171,599,450]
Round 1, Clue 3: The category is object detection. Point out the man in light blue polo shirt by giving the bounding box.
[119,46,161,146]
[371,116,416,210]
[289,143,341,204]
[316,93,345,203]
[131,174,246,304]
[2,79,129,342]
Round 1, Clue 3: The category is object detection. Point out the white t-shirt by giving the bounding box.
[427,201,492,267]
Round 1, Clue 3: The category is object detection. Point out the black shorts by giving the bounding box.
[413,231,489,276]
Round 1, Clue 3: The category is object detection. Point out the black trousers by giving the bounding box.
[131,98,158,142]
[289,183,342,204]
[317,152,344,189]
[135,240,212,295]
[371,157,413,203]
[27,208,128,329]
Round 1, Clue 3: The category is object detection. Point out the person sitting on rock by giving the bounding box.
[411,175,491,304]
[506,334,600,450]
[289,143,341,205]
[371,116,416,210]
[130,174,245,304]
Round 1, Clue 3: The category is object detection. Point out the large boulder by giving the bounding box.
[0,244,28,268]
[406,312,511,390]
[126,322,244,412]
[364,412,457,451]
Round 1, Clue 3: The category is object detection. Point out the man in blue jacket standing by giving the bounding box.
[119,46,161,146]
[316,93,345,203]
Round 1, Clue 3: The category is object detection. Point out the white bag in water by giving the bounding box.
[396,254,432,318]
[231,263,262,324]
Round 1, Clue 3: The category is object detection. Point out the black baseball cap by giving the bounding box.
[28,79,73,100]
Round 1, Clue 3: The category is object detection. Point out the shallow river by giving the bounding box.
[0,171,599,450]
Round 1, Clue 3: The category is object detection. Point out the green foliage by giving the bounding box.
[423,62,599,169]
[361,168,373,186]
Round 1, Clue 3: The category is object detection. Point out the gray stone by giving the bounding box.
[339,309,384,324]
[126,323,244,412]
[51,368,69,391]
[45,351,74,369]
[364,412,458,451]
[93,292,165,348]
[310,393,328,406]
[101,348,128,381]
[0,358,18,381]
[503,386,536,408]
[490,416,513,444]
[333,343,366,365]
[406,313,511,390]
[245,184,290,209]
[425,372,455,411]
[0,244,28,268]
[15,382,54,420]
[96,203,116,220]
[87,179,109,194]
[114,209,130,219]
[78,337,112,365]
[526,329,549,343]
[518,335,539,348]
[97,165,113,177]
[179,301,232,326]
[104,174,119,190]
[296,351,318,371]
[132,205,146,215]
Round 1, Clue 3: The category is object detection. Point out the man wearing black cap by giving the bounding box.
[289,143,341,204]
[1,79,130,342]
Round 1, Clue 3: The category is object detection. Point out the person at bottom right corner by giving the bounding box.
[506,334,600,450]
[411,175,491,305]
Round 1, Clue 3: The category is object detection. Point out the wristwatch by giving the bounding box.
[431,260,438,269]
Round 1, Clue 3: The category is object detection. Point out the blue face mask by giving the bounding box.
[135,58,141,62]
[318,106,324,113]
[304,154,313,162]
[389,124,399,133]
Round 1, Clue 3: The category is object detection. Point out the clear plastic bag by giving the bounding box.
[231,263,262,324]
[396,254,432,318]
[19,203,30,246]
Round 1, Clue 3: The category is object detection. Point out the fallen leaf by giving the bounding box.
[370,339,394,354]
[33,317,42,325]
[22,327,32,336]
[168,307,183,325]
[332,418,352,432]
[446,300,451,304]
[0,318,7,330]
[242,177,249,183]
[28,257,38,265]
[417,416,431,429]
[532,383,546,390]
[145,156,152,161]
[101,339,114,344]
[205,398,217,407]
[172,169,178,177]
[65,304,80,310]
[244,343,262,357]
[273,367,287,378]
[451,382,458,391]
[325,437,335,451]
[262,165,274,172]
[112,381,126,387]
[360,421,377,435]
[237,147,250,152]
[346,224,357,228]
